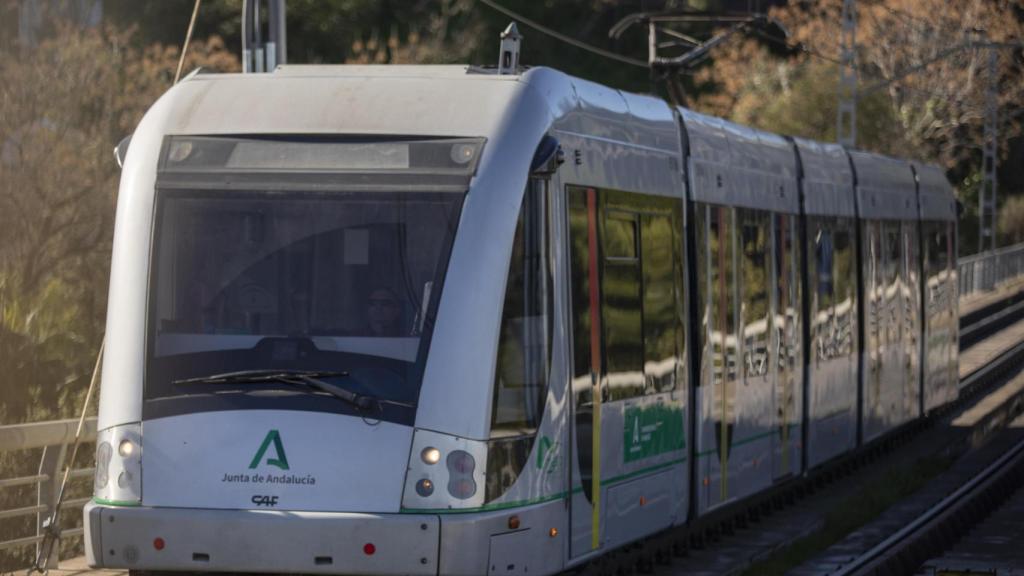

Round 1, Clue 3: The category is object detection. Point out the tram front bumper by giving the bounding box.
[84,501,440,575]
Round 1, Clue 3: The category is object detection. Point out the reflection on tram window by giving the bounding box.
[698,204,737,389]
[147,190,463,405]
[641,213,681,393]
[739,209,770,379]
[810,217,856,363]
[601,258,644,400]
[774,213,801,375]
[491,180,553,437]
[567,186,596,504]
[602,200,643,401]
[568,189,594,384]
[604,213,638,260]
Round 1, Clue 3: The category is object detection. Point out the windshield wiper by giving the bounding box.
[173,369,349,385]
[172,369,379,411]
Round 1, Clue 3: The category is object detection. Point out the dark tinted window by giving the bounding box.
[641,213,682,393]
[146,190,462,417]
[604,213,638,259]
[602,236,644,400]
[568,187,597,504]
[701,205,737,388]
[600,205,643,401]
[739,209,770,379]
[491,181,553,436]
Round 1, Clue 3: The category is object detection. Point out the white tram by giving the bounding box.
[84,63,959,575]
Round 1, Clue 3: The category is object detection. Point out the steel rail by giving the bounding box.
[959,339,1024,392]
[960,298,1024,348]
[832,435,1024,575]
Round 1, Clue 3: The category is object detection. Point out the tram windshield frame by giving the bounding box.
[142,135,480,423]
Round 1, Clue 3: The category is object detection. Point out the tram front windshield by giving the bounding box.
[145,189,463,416]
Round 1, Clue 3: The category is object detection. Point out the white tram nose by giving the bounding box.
[85,411,447,574]
[140,411,412,513]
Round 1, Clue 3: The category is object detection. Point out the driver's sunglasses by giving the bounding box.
[369,298,399,309]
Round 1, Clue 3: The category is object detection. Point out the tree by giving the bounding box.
[694,0,1024,169]
[998,195,1024,245]
[0,23,239,425]
[102,0,660,91]
[694,40,911,157]
[0,20,239,570]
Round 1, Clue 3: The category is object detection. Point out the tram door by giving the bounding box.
[566,186,687,558]
[567,187,603,558]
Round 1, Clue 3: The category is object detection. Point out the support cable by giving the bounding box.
[173,0,203,84]
[27,341,105,576]
[476,0,649,68]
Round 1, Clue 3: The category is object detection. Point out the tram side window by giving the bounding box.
[812,216,854,362]
[739,209,770,379]
[815,219,835,310]
[696,204,737,388]
[566,187,684,406]
[491,180,553,437]
[775,213,801,373]
[832,222,855,356]
[603,211,645,400]
[641,212,683,393]
[929,224,950,283]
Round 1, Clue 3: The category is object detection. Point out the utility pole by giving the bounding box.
[837,0,857,148]
[980,48,999,252]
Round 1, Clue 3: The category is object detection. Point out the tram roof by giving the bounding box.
[156,65,679,157]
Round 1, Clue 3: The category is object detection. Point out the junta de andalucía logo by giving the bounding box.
[249,429,290,470]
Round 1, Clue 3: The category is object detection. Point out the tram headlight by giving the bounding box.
[421,447,441,465]
[415,478,434,497]
[94,423,142,505]
[450,143,476,165]
[118,439,135,457]
[167,139,194,163]
[402,429,485,509]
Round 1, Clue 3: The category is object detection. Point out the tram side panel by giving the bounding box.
[903,219,923,420]
[914,163,960,412]
[553,86,689,559]
[849,151,921,443]
[564,186,688,556]
[681,110,803,515]
[794,138,860,469]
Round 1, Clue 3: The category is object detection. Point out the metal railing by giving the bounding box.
[959,241,1024,298]
[0,418,97,569]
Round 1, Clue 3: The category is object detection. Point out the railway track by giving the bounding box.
[570,293,1024,576]
[917,420,1024,575]
[960,288,1024,349]
[834,428,1024,575]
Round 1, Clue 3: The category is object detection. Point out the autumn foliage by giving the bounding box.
[694,0,1023,171]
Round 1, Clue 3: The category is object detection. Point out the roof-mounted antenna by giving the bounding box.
[498,22,522,75]
[242,0,288,73]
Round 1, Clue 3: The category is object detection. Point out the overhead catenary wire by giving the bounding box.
[476,0,649,68]
[748,28,967,103]
[173,0,203,84]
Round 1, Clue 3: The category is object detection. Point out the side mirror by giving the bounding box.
[113,135,132,169]
[530,134,564,178]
